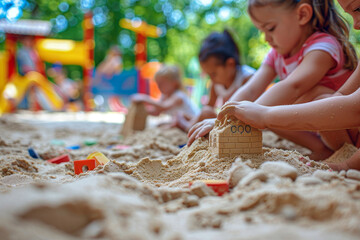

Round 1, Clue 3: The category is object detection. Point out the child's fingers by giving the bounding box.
[187,122,202,138]
[217,105,236,120]
[187,122,213,146]
[219,101,236,111]
[187,127,203,146]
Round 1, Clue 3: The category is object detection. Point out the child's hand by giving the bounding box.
[326,162,349,172]
[147,106,161,116]
[131,94,149,103]
[187,118,216,146]
[217,101,268,129]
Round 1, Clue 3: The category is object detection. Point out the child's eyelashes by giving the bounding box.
[267,26,275,32]
[258,26,275,33]
[354,7,360,12]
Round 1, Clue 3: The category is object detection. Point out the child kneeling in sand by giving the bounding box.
[131,65,199,127]
[189,0,360,172]
[176,30,256,132]
[188,0,358,161]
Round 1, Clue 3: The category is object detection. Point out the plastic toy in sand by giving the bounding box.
[47,154,70,164]
[113,144,131,150]
[84,138,98,146]
[73,152,110,175]
[189,180,229,196]
[87,152,110,165]
[50,139,65,146]
[66,145,81,150]
[28,148,40,159]
[74,159,99,175]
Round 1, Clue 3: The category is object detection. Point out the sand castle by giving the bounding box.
[209,115,262,158]
[120,102,148,136]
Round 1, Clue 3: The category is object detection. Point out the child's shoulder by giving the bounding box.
[305,32,339,46]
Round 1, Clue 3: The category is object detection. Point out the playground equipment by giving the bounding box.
[120,18,162,97]
[0,12,94,115]
[0,71,63,112]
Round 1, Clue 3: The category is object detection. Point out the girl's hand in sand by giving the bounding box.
[187,118,216,146]
[217,101,268,129]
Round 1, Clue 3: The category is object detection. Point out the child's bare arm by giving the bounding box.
[337,62,360,95]
[206,85,217,107]
[229,64,276,102]
[218,89,360,131]
[255,50,336,106]
[146,95,183,113]
[265,91,360,131]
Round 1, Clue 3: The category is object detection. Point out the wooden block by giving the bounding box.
[210,121,263,158]
[237,136,251,142]
[224,142,236,148]
[120,102,148,136]
[251,136,262,142]
[219,137,229,143]
[228,137,238,142]
[236,142,250,148]
[251,142,262,148]
[249,148,262,154]
[241,148,250,154]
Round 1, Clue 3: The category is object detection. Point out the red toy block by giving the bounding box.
[189,180,229,196]
[47,154,70,164]
[74,159,99,175]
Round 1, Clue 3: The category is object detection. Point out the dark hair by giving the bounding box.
[198,29,241,66]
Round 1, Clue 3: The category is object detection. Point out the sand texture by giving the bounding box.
[0,112,360,240]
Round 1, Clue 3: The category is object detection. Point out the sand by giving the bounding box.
[0,111,360,240]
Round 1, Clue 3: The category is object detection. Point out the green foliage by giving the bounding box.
[1,0,360,79]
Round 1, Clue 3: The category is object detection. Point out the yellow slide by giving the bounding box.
[0,71,64,115]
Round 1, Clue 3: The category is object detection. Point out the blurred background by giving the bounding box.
[0,0,359,113]
[1,0,358,78]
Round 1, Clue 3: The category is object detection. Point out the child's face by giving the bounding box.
[250,4,306,57]
[156,76,178,95]
[200,56,236,86]
[338,0,360,29]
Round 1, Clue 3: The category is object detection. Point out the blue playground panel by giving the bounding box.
[92,68,139,97]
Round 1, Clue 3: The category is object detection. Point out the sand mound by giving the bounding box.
[0,113,359,239]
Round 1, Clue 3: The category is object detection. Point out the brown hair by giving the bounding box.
[248,0,357,70]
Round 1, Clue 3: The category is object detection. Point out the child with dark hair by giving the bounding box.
[176,29,255,132]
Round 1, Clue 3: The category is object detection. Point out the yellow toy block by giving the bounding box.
[87,152,110,165]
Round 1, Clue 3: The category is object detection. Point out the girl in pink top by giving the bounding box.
[188,0,358,161]
[207,0,360,171]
